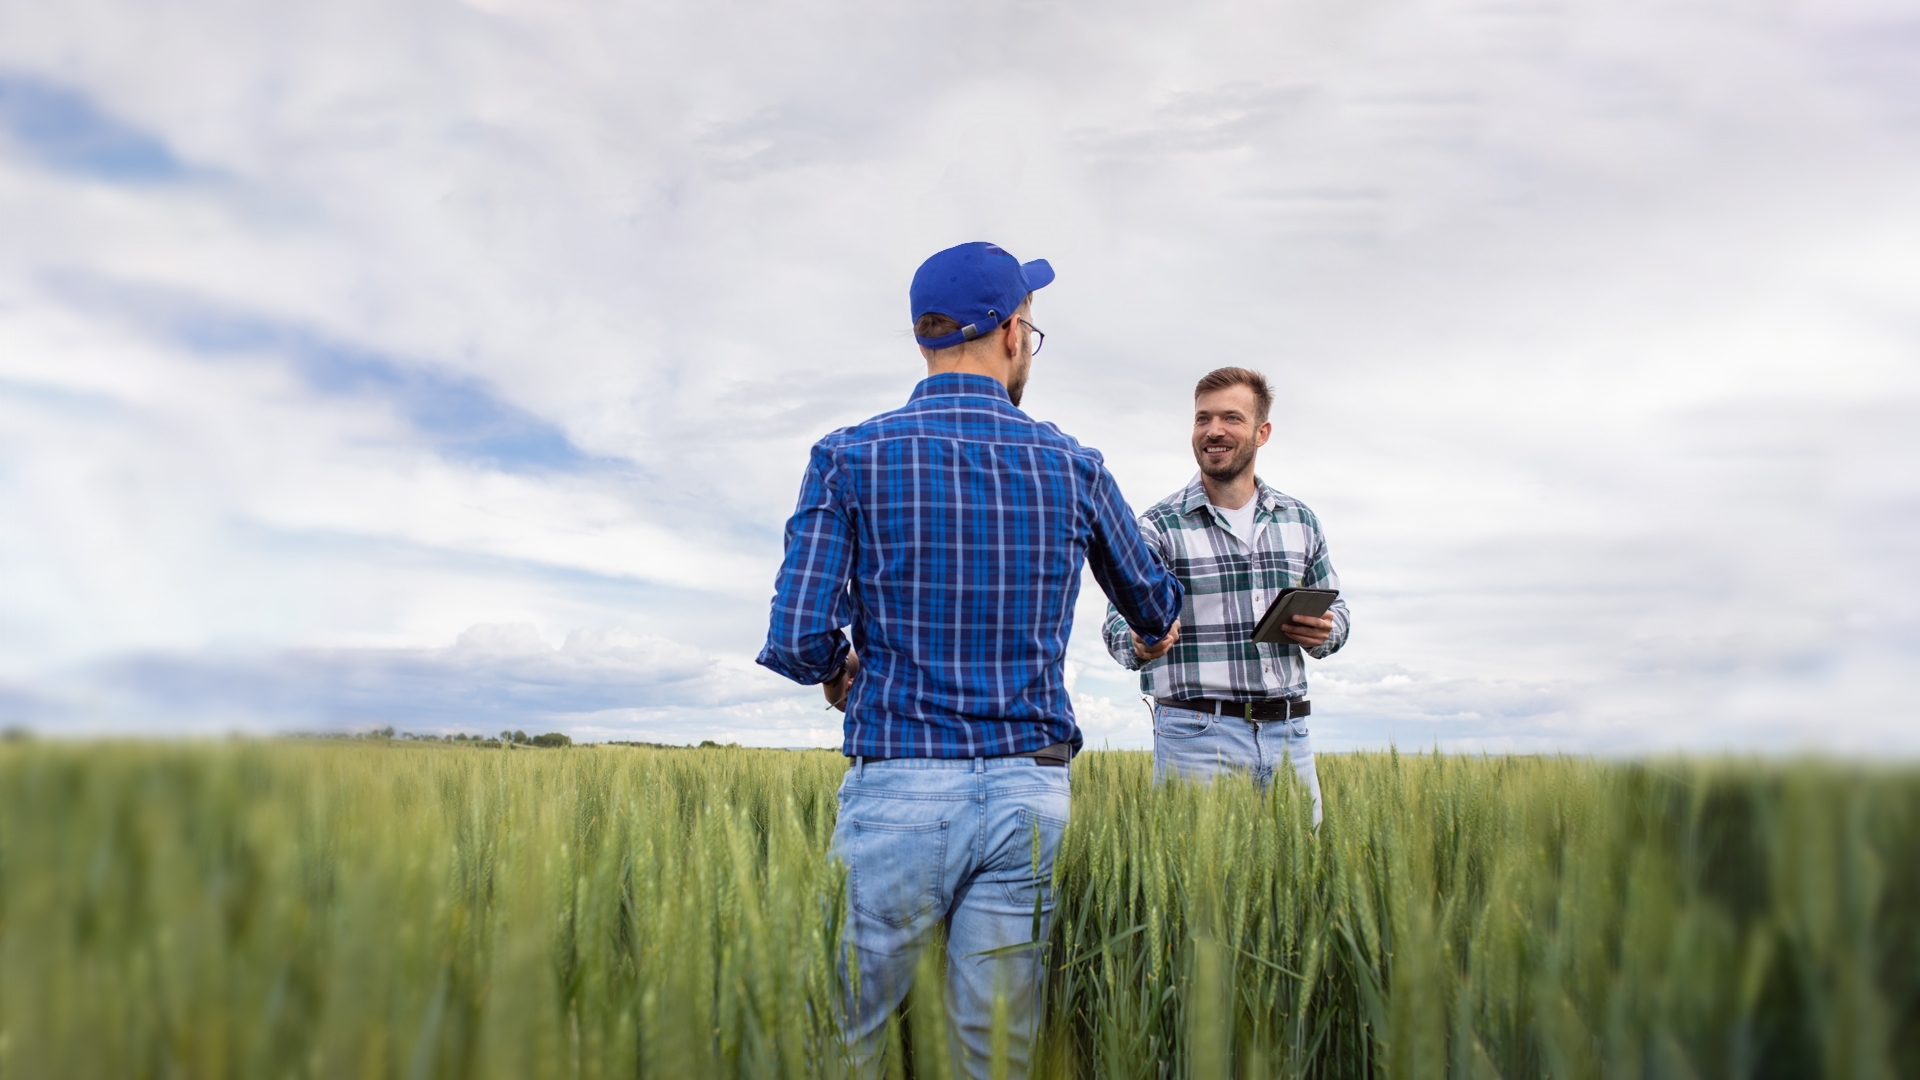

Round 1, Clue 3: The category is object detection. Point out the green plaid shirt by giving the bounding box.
[1103,475,1349,701]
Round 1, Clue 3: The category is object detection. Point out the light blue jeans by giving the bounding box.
[831,755,1071,1080]
[1152,703,1323,827]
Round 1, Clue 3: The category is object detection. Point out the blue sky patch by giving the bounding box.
[0,73,193,182]
[179,312,592,471]
[54,274,596,472]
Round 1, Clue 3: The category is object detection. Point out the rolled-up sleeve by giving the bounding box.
[1102,512,1170,670]
[1102,603,1143,670]
[756,442,855,685]
[1300,522,1350,660]
[1085,466,1182,646]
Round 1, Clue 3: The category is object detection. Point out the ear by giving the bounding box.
[1000,316,1024,361]
[1254,418,1273,447]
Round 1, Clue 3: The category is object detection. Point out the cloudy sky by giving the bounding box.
[2,0,1915,752]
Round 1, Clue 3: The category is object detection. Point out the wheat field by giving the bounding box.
[1,742,1913,1078]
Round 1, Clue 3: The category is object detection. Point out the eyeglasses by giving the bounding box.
[1016,317,1045,356]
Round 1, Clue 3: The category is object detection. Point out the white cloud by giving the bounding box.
[1072,694,1156,751]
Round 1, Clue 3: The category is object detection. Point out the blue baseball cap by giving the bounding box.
[910,242,1056,350]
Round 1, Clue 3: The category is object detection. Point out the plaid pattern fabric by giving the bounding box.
[1103,475,1349,701]
[758,373,1183,759]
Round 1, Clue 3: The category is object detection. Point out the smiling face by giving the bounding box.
[1192,384,1272,483]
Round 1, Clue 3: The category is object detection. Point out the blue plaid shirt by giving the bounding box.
[757,373,1183,759]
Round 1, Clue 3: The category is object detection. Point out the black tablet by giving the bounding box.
[1252,588,1340,644]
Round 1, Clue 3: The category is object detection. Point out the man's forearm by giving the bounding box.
[1093,563,1182,644]
[1306,603,1350,659]
[756,626,851,685]
[1086,474,1183,642]
[1101,608,1146,670]
[758,466,857,686]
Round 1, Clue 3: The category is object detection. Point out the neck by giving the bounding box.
[926,354,1012,395]
[1202,469,1258,510]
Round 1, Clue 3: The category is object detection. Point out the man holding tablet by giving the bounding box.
[1101,366,1350,825]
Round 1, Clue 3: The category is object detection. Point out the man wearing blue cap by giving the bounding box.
[758,242,1184,1077]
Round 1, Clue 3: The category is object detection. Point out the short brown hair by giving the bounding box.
[914,313,962,340]
[1194,367,1272,422]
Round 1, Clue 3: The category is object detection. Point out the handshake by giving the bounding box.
[1130,618,1182,662]
[1127,611,1333,663]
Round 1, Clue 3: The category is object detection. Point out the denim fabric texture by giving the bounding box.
[1152,703,1323,827]
[832,756,1070,1079]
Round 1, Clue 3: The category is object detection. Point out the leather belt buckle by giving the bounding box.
[1255,699,1292,723]
[1265,698,1309,722]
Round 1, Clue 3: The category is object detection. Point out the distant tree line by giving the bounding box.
[287,731,816,750]
[285,728,575,747]
[604,739,743,750]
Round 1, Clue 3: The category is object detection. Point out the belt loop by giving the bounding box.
[1213,700,1222,716]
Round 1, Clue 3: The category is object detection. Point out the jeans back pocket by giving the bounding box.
[998,806,1070,911]
[842,818,950,931]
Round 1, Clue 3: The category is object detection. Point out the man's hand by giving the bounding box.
[1131,618,1181,662]
[822,647,861,712]
[1281,614,1334,649]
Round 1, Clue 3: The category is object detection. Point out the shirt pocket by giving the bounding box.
[842,818,950,931]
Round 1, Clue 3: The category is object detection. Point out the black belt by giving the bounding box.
[851,741,1073,768]
[1157,697,1310,722]
[1012,741,1073,766]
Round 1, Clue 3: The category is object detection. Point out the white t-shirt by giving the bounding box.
[1210,500,1259,549]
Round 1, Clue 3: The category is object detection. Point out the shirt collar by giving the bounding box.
[1179,474,1211,516]
[909,372,1012,404]
[1180,472,1278,518]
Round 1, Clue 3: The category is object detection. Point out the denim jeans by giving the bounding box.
[831,755,1071,1080]
[1152,703,1323,827]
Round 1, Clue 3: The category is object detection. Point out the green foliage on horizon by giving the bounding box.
[0,743,1914,1078]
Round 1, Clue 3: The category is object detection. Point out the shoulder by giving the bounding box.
[808,422,864,461]
[1028,418,1108,465]
[809,394,934,456]
[811,399,1102,470]
[842,392,1062,445]
[1139,485,1199,533]
[1257,482,1327,532]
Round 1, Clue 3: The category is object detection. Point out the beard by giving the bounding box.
[1194,437,1257,481]
[1006,350,1031,407]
